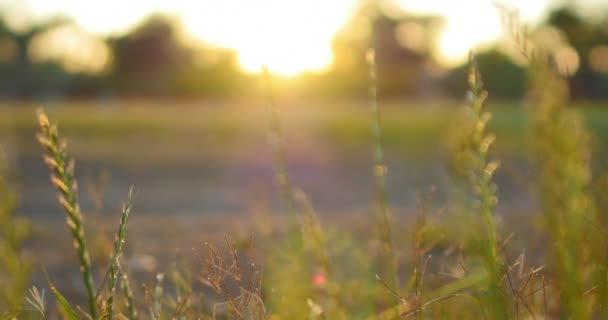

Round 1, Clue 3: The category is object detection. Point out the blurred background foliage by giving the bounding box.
[0,1,606,101]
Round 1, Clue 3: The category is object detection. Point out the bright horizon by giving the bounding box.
[3,0,603,76]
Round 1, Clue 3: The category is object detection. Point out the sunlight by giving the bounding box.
[18,0,554,74]
[435,9,503,65]
[237,45,333,77]
[398,0,551,65]
[180,0,354,76]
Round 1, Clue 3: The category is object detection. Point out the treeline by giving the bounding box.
[0,5,607,100]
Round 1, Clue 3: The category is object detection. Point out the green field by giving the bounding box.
[2,100,608,159]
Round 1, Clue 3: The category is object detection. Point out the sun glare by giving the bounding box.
[19,0,553,75]
[180,0,354,77]
[237,45,333,77]
[398,0,551,66]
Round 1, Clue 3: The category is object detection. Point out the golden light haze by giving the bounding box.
[4,0,592,76]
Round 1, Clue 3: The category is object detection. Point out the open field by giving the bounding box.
[2,100,608,216]
[3,99,608,318]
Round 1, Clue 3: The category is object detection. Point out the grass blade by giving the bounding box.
[104,187,136,320]
[45,273,79,320]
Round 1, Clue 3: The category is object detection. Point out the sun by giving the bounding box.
[180,0,355,77]
[235,33,334,77]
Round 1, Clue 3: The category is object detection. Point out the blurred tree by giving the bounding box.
[442,6,608,101]
[443,49,526,100]
[0,15,71,98]
[173,47,247,97]
[107,14,245,97]
[546,6,608,99]
[107,15,192,95]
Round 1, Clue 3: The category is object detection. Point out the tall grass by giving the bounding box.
[528,51,597,318]
[502,10,602,317]
[0,149,30,316]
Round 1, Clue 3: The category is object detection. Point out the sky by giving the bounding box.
[1,0,605,76]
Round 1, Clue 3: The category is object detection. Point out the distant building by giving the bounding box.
[371,13,445,99]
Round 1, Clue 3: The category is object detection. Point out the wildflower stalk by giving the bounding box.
[104,187,135,320]
[36,110,98,319]
[367,49,398,290]
[465,53,508,319]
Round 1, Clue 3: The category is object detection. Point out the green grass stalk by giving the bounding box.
[262,67,296,221]
[366,49,399,290]
[104,187,135,320]
[36,110,98,319]
[119,263,138,320]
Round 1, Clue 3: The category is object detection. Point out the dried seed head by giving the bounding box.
[66,159,75,176]
[58,195,74,213]
[36,109,50,128]
[51,175,69,195]
[36,134,54,152]
[484,161,500,179]
[477,112,492,132]
[480,134,496,154]
[42,155,58,169]
[58,139,68,154]
[67,218,78,233]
